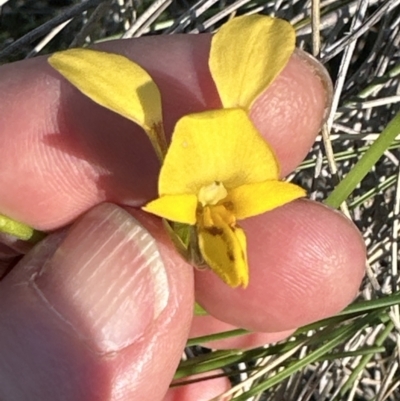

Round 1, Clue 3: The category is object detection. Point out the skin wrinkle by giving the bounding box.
[258,208,348,307]
[281,208,358,316]
[2,74,100,225]
[292,50,332,118]
[308,227,359,305]
[58,80,160,204]
[257,72,303,130]
[271,247,327,316]
[6,68,91,209]
[39,131,100,209]
[30,130,93,216]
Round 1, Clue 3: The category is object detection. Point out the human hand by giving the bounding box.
[0,34,365,400]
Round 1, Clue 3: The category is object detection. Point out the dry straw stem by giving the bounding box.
[1,0,400,400]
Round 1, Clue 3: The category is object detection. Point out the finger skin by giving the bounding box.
[0,204,194,401]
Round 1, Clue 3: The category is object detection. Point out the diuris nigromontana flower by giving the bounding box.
[48,15,304,288]
[143,109,305,287]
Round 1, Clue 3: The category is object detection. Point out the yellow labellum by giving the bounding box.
[198,208,248,288]
[48,48,166,161]
[209,15,295,109]
[144,109,306,288]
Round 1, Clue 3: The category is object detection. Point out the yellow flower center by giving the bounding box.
[197,182,236,229]
[198,181,228,206]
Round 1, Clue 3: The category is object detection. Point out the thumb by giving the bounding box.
[0,203,194,401]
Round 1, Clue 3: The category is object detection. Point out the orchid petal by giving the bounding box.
[229,181,306,219]
[198,213,248,288]
[49,49,166,160]
[143,194,198,225]
[209,15,295,109]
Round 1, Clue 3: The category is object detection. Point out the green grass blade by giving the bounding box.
[187,328,248,347]
[325,112,400,208]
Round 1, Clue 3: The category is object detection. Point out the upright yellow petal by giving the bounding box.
[49,49,162,129]
[209,15,295,109]
[159,109,279,196]
[198,220,248,288]
[49,49,166,160]
[143,194,198,224]
[228,181,306,219]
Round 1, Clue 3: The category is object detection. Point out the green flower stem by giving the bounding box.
[325,112,400,209]
[0,214,45,243]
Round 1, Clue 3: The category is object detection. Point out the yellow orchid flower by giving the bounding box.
[209,14,295,109]
[47,15,303,288]
[143,109,305,288]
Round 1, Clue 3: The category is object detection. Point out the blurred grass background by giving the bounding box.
[1,0,400,400]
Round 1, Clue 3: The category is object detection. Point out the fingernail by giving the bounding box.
[294,48,333,120]
[32,203,169,354]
